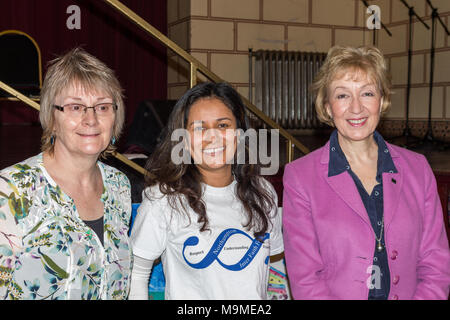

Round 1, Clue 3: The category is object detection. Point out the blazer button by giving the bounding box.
[390,250,398,260]
[393,275,400,285]
[392,294,399,300]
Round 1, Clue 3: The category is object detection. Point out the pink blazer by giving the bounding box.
[282,140,450,300]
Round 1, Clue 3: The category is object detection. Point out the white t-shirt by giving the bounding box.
[130,179,284,300]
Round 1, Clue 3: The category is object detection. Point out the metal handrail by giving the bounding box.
[103,0,310,160]
[0,0,310,178]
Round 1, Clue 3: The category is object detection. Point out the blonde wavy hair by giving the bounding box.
[311,45,392,127]
[39,47,125,157]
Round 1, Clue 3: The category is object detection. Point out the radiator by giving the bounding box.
[249,50,327,129]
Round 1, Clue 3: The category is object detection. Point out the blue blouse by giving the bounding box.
[328,130,398,300]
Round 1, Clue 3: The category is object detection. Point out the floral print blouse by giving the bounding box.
[0,154,132,300]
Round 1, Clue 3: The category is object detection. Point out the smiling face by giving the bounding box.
[52,83,115,159]
[186,97,238,175]
[326,70,382,144]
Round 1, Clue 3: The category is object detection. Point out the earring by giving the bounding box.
[111,136,116,145]
[50,135,55,145]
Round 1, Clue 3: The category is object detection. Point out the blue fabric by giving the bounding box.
[328,130,397,300]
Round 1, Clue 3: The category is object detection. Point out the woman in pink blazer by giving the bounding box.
[282,46,450,300]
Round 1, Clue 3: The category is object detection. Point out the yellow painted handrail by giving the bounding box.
[103,0,310,160]
[0,0,309,179]
[0,80,40,111]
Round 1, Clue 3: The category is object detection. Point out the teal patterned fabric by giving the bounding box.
[0,154,132,300]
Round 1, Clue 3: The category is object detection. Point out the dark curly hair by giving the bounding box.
[143,82,276,239]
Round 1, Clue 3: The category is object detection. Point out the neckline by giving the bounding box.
[37,153,107,201]
[203,179,237,195]
[327,130,397,178]
[82,215,104,224]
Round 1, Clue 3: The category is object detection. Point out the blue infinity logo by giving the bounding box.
[182,228,269,271]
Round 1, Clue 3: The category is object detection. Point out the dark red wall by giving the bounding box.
[0,0,167,129]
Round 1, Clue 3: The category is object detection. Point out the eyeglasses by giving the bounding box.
[54,103,117,117]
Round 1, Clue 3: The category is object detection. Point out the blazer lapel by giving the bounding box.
[382,144,403,232]
[320,142,371,226]
[326,171,372,226]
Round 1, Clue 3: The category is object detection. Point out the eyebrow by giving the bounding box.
[188,117,233,127]
[216,117,233,122]
[333,83,376,91]
[63,96,112,103]
[64,96,83,101]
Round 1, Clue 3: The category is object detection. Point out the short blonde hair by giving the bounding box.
[311,46,392,126]
[40,47,125,156]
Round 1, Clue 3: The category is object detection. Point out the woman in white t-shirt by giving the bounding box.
[129,82,284,300]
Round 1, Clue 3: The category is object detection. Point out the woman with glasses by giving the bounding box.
[0,48,132,300]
